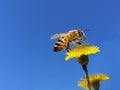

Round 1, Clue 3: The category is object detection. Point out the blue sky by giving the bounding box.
[0,0,120,90]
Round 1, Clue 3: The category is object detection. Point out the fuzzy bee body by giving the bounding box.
[51,30,85,52]
[54,35,69,52]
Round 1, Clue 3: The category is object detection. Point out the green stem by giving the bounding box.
[92,81,100,90]
[77,55,91,90]
[82,65,91,90]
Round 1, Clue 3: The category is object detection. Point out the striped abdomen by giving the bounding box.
[54,36,69,52]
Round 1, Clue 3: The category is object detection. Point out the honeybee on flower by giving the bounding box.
[51,29,87,52]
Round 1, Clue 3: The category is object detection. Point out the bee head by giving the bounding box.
[78,30,85,39]
[78,29,90,40]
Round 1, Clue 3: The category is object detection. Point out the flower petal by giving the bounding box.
[65,44,100,61]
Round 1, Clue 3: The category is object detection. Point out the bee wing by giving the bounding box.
[50,33,67,39]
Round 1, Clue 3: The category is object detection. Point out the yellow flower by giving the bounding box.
[65,44,100,60]
[78,74,110,90]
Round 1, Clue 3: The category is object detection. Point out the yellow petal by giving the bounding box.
[65,44,100,61]
[78,73,110,89]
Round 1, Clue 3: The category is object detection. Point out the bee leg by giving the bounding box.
[66,42,71,52]
[76,41,82,45]
[76,38,82,45]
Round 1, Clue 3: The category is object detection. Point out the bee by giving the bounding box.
[51,29,86,52]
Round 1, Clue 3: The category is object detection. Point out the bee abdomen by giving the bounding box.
[54,39,68,52]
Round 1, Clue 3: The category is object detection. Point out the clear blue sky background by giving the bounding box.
[0,0,120,90]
